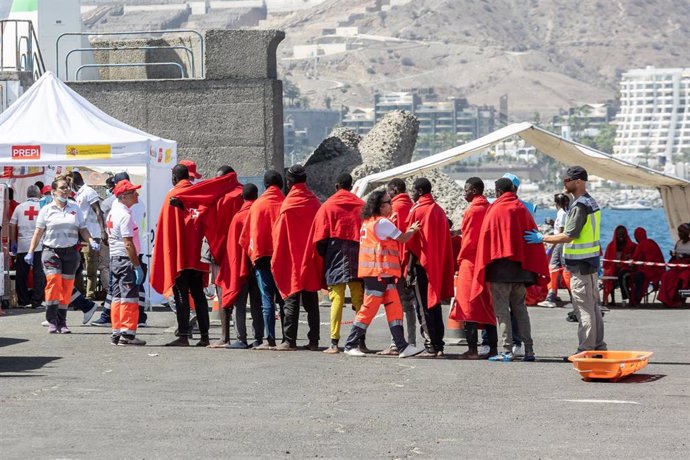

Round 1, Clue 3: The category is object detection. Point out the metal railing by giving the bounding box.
[56,29,204,81]
[76,62,185,80]
[0,20,46,79]
[66,45,196,81]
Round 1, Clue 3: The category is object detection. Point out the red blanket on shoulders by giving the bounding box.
[469,192,549,315]
[217,200,253,308]
[173,172,243,264]
[450,195,494,325]
[406,194,455,308]
[301,189,363,292]
[390,193,413,231]
[239,185,284,263]
[632,227,665,285]
[151,177,231,297]
[271,183,321,298]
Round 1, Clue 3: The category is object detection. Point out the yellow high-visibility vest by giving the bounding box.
[564,195,601,261]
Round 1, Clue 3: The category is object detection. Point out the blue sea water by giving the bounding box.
[534,207,675,256]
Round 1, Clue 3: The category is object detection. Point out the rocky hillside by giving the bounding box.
[266,0,690,119]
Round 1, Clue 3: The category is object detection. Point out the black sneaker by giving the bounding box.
[110,334,121,346]
[91,315,111,327]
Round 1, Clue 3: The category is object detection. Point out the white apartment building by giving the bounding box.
[614,67,690,168]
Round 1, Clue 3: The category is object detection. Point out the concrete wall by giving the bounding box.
[67,29,285,178]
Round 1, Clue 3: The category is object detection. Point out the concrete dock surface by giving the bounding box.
[1,305,689,459]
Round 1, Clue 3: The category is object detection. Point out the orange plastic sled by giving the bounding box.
[568,350,653,382]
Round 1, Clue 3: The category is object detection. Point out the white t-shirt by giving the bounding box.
[555,208,568,232]
[107,200,141,258]
[10,198,42,253]
[101,193,116,217]
[36,201,85,248]
[375,218,402,241]
[75,184,101,239]
[675,239,690,256]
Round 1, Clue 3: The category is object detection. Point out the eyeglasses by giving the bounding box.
[563,178,576,183]
[381,200,391,204]
[56,185,69,190]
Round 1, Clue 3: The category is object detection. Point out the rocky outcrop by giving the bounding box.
[304,128,362,199]
[302,110,467,228]
[351,110,419,180]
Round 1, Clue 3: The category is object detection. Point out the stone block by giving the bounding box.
[204,29,285,80]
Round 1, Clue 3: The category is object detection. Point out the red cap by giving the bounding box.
[41,185,52,195]
[113,179,142,197]
[179,160,202,179]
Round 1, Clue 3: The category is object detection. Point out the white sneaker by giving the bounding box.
[344,348,365,357]
[537,300,557,308]
[82,303,98,324]
[41,320,49,327]
[399,344,424,358]
[512,344,524,357]
[478,345,490,355]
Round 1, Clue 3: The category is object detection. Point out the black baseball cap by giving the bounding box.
[564,166,588,181]
[113,171,131,184]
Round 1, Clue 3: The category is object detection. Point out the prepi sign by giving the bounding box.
[11,145,41,160]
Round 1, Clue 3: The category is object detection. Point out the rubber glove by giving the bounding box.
[90,240,100,252]
[10,242,17,255]
[524,229,544,244]
[134,265,145,285]
[24,253,34,266]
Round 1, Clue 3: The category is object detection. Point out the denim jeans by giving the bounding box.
[255,268,280,342]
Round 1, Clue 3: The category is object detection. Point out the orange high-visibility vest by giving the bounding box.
[358,217,402,279]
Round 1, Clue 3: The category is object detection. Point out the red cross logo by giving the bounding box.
[24,206,39,221]
[107,219,114,230]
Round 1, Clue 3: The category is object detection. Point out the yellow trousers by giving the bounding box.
[328,282,364,340]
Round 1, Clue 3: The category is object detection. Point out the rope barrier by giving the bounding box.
[601,258,690,268]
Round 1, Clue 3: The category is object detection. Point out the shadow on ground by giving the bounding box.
[0,356,61,375]
[0,337,29,348]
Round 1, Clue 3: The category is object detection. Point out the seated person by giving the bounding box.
[631,227,665,298]
[659,224,690,307]
[603,225,643,305]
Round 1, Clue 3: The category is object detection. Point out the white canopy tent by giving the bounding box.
[0,71,177,303]
[352,122,690,236]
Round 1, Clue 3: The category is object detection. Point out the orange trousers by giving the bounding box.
[111,301,139,335]
[353,277,403,330]
[42,247,80,308]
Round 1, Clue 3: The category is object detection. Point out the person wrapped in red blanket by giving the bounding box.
[239,170,285,349]
[659,224,690,307]
[631,227,665,300]
[151,162,239,347]
[214,184,263,349]
[171,165,243,347]
[450,177,498,359]
[405,178,454,357]
[470,178,549,361]
[602,225,642,306]
[301,173,365,354]
[271,165,321,351]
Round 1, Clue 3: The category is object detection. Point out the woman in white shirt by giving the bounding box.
[26,176,100,334]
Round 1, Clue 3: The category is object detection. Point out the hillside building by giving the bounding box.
[614,66,690,168]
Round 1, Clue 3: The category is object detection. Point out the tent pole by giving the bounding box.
[146,161,152,312]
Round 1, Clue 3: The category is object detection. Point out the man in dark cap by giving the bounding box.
[525,166,606,355]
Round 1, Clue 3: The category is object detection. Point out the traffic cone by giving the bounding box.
[210,295,221,323]
[446,306,466,345]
